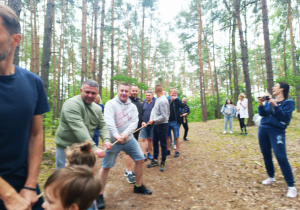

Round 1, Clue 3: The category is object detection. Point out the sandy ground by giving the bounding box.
[40,113,300,209]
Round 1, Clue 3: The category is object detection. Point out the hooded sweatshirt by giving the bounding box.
[104,95,139,144]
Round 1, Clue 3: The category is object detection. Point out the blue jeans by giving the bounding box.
[140,125,153,139]
[224,115,233,131]
[258,127,295,187]
[56,147,66,170]
[101,139,144,168]
[167,121,180,138]
[153,123,168,161]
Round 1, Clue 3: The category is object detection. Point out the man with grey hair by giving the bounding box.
[55,79,111,170]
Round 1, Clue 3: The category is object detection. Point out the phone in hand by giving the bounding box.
[259,96,270,101]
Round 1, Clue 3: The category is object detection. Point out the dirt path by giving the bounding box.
[40,113,300,209]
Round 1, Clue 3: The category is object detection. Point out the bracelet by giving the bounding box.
[23,186,36,192]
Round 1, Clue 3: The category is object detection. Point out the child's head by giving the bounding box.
[42,165,101,210]
[65,141,96,168]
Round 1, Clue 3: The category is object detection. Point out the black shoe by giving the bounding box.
[147,160,158,168]
[144,154,147,162]
[133,184,152,195]
[167,150,171,156]
[96,194,105,209]
[126,173,136,184]
[183,139,189,141]
[160,161,166,172]
[174,151,180,157]
[244,132,248,136]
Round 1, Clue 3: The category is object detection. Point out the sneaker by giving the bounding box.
[223,131,227,134]
[262,177,276,185]
[133,184,152,195]
[229,131,233,134]
[96,194,105,209]
[173,144,177,150]
[287,187,297,198]
[174,151,180,158]
[124,171,135,177]
[147,153,153,160]
[167,150,171,156]
[160,161,166,172]
[144,154,147,162]
[183,139,189,141]
[126,173,136,184]
[147,160,158,168]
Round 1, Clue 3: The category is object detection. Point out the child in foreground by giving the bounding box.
[42,165,101,210]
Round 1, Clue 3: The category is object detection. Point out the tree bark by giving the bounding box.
[288,0,300,111]
[203,33,214,94]
[234,0,254,126]
[93,0,98,81]
[261,0,274,95]
[8,0,21,66]
[126,6,131,77]
[197,0,207,122]
[232,17,239,104]
[98,0,105,96]
[41,0,54,96]
[110,0,115,99]
[141,4,145,98]
[81,0,87,84]
[51,4,56,135]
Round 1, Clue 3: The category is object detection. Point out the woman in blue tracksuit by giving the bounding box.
[258,82,297,198]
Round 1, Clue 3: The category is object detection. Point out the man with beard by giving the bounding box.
[0,5,49,209]
[55,79,110,170]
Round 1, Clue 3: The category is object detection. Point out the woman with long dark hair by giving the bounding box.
[258,82,297,198]
[221,99,236,134]
[236,93,249,135]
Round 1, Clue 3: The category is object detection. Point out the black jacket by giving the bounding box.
[168,98,185,124]
[180,103,190,123]
[129,96,143,125]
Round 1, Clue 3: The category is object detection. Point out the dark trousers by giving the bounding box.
[0,175,44,209]
[153,123,168,162]
[258,127,295,187]
[238,114,247,132]
[133,123,141,141]
[181,122,189,140]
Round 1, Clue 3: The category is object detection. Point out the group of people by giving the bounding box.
[0,4,297,210]
[221,93,248,135]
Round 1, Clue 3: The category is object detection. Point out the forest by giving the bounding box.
[2,0,300,130]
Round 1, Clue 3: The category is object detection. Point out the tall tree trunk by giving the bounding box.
[203,33,214,94]
[51,3,56,135]
[98,0,105,96]
[197,0,207,122]
[8,0,21,66]
[141,4,145,98]
[212,26,221,119]
[258,45,266,90]
[261,0,274,95]
[126,6,131,77]
[34,0,39,75]
[232,17,239,104]
[149,49,156,88]
[88,26,93,79]
[117,25,120,86]
[288,0,300,112]
[254,48,260,93]
[30,0,35,73]
[283,17,288,78]
[81,0,87,84]
[235,0,254,126]
[110,0,115,99]
[41,0,54,96]
[93,0,98,81]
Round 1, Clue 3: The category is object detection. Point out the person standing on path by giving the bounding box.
[123,85,144,184]
[166,89,185,157]
[258,82,297,198]
[97,83,152,209]
[0,5,50,209]
[147,84,170,172]
[180,97,190,141]
[141,90,155,160]
[221,99,236,134]
[93,94,105,146]
[236,93,249,135]
[55,79,110,170]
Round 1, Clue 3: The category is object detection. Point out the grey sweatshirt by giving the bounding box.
[150,95,170,125]
[104,95,138,144]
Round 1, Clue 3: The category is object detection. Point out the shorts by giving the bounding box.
[140,125,153,139]
[101,139,144,168]
[167,121,180,138]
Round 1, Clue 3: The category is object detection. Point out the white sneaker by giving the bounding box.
[262,177,276,185]
[223,131,226,134]
[229,131,233,134]
[287,187,297,198]
[173,144,176,150]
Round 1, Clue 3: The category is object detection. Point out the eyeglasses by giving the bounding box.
[146,91,152,93]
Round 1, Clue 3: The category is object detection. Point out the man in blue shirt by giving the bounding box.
[0,5,50,209]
